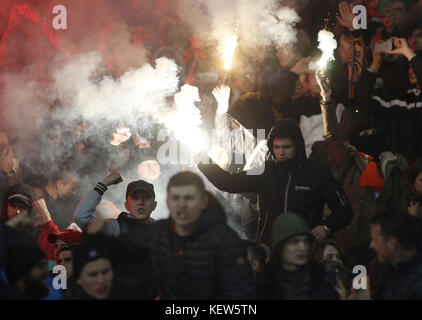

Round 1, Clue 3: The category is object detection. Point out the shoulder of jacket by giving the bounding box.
[117,212,130,220]
[211,223,239,239]
[303,161,333,178]
[148,219,171,236]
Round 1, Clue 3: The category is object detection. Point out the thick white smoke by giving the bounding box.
[178,0,301,53]
[52,53,180,125]
[160,84,205,146]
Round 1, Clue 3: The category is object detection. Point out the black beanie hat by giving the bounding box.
[72,235,113,281]
[5,244,46,284]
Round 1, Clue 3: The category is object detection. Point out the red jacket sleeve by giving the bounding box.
[38,220,60,260]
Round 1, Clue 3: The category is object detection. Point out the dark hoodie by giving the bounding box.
[147,193,255,300]
[257,212,339,300]
[199,119,353,246]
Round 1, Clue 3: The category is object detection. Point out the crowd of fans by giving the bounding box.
[0,0,422,300]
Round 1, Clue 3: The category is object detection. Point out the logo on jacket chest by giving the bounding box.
[294,186,311,191]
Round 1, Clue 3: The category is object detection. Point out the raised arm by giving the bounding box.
[198,158,265,194]
[73,170,122,236]
[35,199,60,259]
[316,70,350,166]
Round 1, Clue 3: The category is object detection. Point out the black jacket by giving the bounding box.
[147,195,255,300]
[61,281,104,300]
[257,259,339,300]
[355,53,422,163]
[371,252,422,300]
[199,120,353,246]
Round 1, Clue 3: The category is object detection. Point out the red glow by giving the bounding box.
[14,4,40,23]
[133,27,148,47]
[0,4,63,68]
[0,4,40,66]
[42,22,60,50]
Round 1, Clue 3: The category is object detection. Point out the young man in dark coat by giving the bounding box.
[145,171,254,299]
[198,119,353,246]
[369,210,422,299]
[257,212,340,300]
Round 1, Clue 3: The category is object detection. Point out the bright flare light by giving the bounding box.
[208,145,230,169]
[317,30,337,70]
[222,35,238,71]
[164,84,209,153]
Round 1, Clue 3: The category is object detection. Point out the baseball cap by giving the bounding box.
[47,229,83,245]
[125,180,155,199]
[7,184,34,207]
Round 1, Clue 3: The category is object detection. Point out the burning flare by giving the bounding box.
[317,30,337,70]
[222,35,238,71]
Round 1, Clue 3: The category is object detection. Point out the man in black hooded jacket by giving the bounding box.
[198,119,353,246]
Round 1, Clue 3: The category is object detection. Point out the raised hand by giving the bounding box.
[311,225,328,242]
[385,37,416,60]
[110,127,132,146]
[337,1,355,31]
[212,84,231,114]
[409,201,420,217]
[315,70,332,102]
[101,170,123,187]
[33,199,52,225]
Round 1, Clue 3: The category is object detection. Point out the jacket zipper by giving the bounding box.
[284,171,292,213]
[258,210,268,244]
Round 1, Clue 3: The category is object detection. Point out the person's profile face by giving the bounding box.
[369,224,394,263]
[57,176,78,200]
[56,250,73,279]
[414,171,422,196]
[410,28,422,51]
